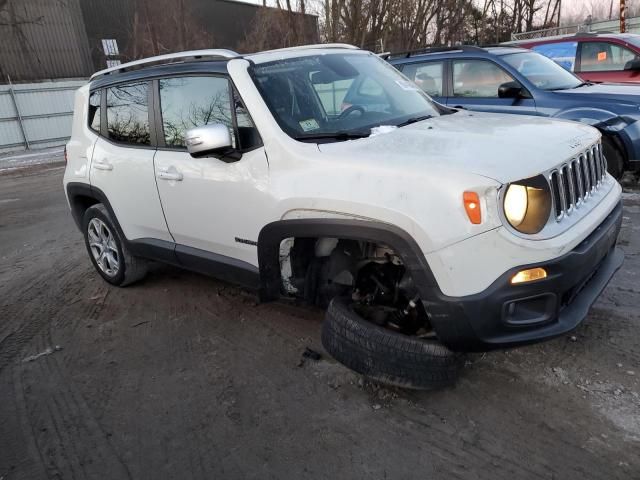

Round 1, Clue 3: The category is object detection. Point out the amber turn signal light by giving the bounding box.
[511,267,547,285]
[463,191,481,224]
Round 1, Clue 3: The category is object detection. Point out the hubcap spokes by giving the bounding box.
[88,218,120,276]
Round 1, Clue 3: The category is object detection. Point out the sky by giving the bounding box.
[243,0,639,25]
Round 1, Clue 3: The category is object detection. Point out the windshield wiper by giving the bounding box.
[294,131,370,142]
[549,81,593,91]
[396,115,433,128]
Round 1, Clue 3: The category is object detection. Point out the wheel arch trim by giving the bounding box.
[256,218,439,301]
[66,182,128,241]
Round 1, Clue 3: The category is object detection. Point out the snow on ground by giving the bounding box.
[0,146,65,172]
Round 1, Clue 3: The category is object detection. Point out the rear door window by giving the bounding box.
[579,41,637,72]
[400,62,444,97]
[106,82,151,145]
[532,41,578,71]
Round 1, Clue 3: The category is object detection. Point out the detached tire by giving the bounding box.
[602,136,625,180]
[82,204,148,287]
[321,297,464,390]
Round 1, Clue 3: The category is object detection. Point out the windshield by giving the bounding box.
[250,52,442,141]
[502,51,583,90]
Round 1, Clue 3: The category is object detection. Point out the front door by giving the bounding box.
[152,75,270,268]
[446,59,538,116]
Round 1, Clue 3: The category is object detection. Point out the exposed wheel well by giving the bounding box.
[257,220,441,337]
[257,219,438,304]
[278,235,434,335]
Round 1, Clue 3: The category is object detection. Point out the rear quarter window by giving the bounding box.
[88,90,101,133]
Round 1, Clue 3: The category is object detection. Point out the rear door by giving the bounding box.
[576,40,640,83]
[152,74,270,268]
[447,58,537,115]
[89,81,172,242]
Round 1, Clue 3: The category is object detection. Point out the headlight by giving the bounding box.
[503,175,551,234]
[504,184,528,226]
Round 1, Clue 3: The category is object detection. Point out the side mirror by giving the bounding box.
[185,124,238,160]
[498,81,524,99]
[624,58,640,71]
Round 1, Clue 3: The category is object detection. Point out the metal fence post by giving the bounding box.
[7,75,30,150]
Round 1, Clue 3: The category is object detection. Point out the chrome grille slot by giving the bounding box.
[600,143,607,175]
[550,170,563,219]
[561,164,573,214]
[571,158,582,205]
[547,141,607,223]
[593,146,602,184]
[582,151,592,194]
[588,149,598,191]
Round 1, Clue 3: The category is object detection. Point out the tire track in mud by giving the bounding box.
[0,254,85,373]
[2,283,132,479]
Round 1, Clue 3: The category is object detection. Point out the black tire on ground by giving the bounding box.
[321,297,464,390]
[602,136,625,180]
[82,204,148,287]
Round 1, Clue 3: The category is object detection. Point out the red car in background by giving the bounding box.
[511,33,640,83]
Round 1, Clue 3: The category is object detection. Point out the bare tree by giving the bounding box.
[238,4,318,53]
[125,0,213,60]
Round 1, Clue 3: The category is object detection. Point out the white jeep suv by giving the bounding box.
[64,44,623,389]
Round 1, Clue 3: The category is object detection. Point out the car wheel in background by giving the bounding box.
[602,136,625,180]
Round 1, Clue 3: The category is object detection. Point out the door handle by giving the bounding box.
[157,167,183,181]
[93,160,113,171]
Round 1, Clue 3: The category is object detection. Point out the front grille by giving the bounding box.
[549,143,607,221]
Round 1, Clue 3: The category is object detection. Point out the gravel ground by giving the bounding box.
[0,162,639,480]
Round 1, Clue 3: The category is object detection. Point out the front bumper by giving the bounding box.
[425,201,623,352]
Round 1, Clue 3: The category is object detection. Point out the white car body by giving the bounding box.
[64,45,623,351]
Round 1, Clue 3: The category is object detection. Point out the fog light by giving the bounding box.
[511,267,547,284]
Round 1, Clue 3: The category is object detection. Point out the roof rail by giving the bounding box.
[90,49,240,81]
[257,43,359,55]
[386,45,485,59]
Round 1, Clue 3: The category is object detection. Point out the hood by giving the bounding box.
[555,82,640,105]
[317,111,599,184]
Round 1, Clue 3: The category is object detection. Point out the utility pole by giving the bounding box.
[620,0,626,33]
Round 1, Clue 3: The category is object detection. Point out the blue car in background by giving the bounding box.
[388,46,640,178]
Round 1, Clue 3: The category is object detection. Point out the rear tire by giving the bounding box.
[321,297,464,390]
[602,136,625,180]
[82,204,148,287]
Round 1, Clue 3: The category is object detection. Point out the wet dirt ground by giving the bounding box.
[1,163,639,480]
